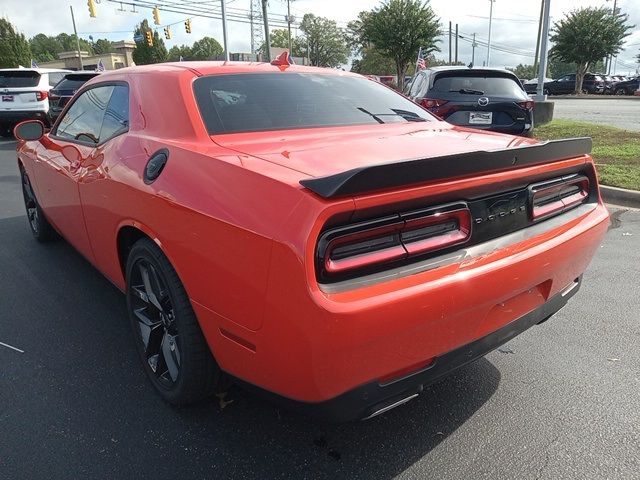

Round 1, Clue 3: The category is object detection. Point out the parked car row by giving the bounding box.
[0,68,99,136]
[523,73,639,96]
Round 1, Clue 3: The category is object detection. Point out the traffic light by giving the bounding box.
[185,19,192,34]
[164,27,171,40]
[87,0,97,17]
[145,30,153,47]
[152,7,161,25]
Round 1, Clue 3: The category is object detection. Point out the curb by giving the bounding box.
[551,95,640,100]
[600,185,640,208]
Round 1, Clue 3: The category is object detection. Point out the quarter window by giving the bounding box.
[100,85,129,141]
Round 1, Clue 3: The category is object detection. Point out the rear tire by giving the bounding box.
[615,88,626,96]
[126,238,223,405]
[20,168,56,242]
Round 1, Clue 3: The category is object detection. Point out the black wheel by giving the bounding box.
[0,124,13,138]
[543,88,549,95]
[126,238,222,405]
[20,168,56,242]
[615,88,626,96]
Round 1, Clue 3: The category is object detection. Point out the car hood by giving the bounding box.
[212,122,535,179]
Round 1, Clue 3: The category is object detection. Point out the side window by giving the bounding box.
[48,72,64,87]
[100,85,129,141]
[55,86,114,144]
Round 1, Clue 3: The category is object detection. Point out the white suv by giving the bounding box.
[0,68,71,135]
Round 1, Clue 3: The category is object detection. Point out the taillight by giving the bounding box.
[36,91,48,101]
[420,98,449,109]
[529,175,590,221]
[518,100,535,110]
[318,203,471,279]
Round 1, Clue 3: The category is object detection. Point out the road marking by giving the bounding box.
[0,341,24,353]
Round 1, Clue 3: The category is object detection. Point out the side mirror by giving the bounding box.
[14,120,45,141]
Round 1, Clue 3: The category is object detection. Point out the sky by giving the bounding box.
[2,0,639,75]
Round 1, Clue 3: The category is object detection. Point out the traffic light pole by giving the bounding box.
[70,6,84,71]
[535,0,551,101]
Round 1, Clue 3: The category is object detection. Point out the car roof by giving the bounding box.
[96,61,357,79]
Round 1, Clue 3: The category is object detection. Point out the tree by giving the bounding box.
[190,36,223,60]
[55,33,93,55]
[93,39,115,55]
[168,45,192,61]
[353,0,441,92]
[0,18,31,68]
[509,64,537,79]
[258,29,307,58]
[351,47,397,75]
[299,14,349,68]
[550,7,633,93]
[132,19,168,65]
[29,33,61,62]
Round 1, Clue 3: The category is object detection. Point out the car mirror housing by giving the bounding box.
[14,120,45,142]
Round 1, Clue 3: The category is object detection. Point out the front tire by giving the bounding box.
[126,238,222,405]
[20,168,56,242]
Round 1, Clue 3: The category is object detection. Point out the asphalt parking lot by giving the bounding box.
[553,97,640,131]
[1,138,639,479]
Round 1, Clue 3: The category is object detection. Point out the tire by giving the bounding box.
[126,238,222,405]
[615,88,626,96]
[543,88,550,96]
[20,168,57,242]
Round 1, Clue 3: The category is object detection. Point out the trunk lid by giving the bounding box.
[212,123,533,180]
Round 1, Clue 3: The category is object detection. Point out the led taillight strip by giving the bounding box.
[320,205,472,276]
[529,176,590,221]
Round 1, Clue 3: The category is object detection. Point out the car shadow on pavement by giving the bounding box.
[0,214,501,480]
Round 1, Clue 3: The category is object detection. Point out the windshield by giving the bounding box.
[193,73,434,135]
[432,73,528,99]
[54,75,96,92]
[0,71,40,88]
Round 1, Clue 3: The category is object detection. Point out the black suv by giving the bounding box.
[526,73,605,95]
[404,67,534,136]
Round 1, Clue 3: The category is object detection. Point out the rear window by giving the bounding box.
[0,71,41,88]
[431,73,527,99]
[193,73,434,135]
[54,75,96,91]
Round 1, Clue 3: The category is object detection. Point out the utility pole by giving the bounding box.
[261,0,270,61]
[535,0,551,101]
[533,0,544,70]
[221,0,230,61]
[486,0,495,66]
[69,6,84,71]
[455,24,459,63]
[606,0,618,74]
[471,33,477,67]
[449,21,452,64]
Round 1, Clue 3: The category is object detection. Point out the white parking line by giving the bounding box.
[0,341,24,353]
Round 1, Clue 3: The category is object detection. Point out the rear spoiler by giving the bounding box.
[299,137,592,199]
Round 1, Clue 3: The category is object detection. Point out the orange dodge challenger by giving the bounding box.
[14,61,609,421]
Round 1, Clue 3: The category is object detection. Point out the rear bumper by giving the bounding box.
[0,110,48,125]
[240,276,582,422]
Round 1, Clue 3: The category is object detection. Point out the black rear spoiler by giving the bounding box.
[299,137,592,199]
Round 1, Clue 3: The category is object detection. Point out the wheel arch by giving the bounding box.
[116,222,164,281]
